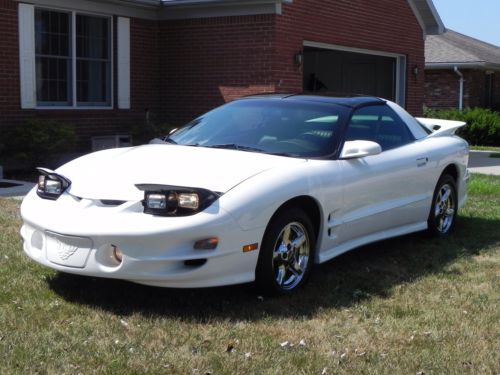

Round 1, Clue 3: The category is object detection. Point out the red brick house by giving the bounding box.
[425,30,500,110]
[0,0,443,153]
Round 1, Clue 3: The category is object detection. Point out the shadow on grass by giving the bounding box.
[47,216,500,322]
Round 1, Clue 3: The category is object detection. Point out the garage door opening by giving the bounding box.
[303,44,406,105]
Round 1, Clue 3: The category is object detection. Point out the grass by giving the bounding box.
[470,145,500,152]
[1,175,499,374]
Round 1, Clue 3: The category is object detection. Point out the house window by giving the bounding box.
[34,9,112,107]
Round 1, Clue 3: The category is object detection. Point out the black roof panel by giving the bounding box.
[239,93,385,108]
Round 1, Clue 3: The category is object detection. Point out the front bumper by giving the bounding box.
[20,189,263,288]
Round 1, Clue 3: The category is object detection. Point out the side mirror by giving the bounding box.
[340,140,382,159]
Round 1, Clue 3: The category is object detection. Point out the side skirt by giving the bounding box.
[317,222,428,264]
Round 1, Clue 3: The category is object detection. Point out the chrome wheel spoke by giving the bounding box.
[441,189,451,203]
[291,234,306,249]
[276,265,287,286]
[282,225,292,245]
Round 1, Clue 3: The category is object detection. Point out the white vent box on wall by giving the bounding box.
[92,135,132,152]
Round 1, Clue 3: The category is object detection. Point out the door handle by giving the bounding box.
[416,157,429,167]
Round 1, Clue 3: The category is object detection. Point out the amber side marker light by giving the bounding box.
[194,237,219,250]
[243,243,259,252]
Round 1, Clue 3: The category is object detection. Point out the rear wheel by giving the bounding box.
[427,174,458,237]
[256,208,315,295]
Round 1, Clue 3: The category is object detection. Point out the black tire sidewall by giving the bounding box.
[428,174,458,237]
[256,207,316,295]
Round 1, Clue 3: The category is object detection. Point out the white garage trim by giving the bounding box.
[303,41,407,107]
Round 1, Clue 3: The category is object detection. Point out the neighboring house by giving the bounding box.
[425,30,500,111]
[0,0,443,153]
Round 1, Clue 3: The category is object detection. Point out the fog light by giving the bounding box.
[112,245,123,263]
[194,237,218,250]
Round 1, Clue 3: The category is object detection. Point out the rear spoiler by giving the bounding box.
[416,118,467,137]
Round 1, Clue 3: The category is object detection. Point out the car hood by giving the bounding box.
[57,144,305,201]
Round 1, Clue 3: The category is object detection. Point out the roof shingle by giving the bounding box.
[426,30,500,68]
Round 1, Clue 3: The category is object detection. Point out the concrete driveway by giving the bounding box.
[468,151,500,176]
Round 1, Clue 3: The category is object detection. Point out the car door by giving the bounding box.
[335,104,434,246]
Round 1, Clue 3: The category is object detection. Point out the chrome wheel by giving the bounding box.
[434,183,456,233]
[272,222,310,290]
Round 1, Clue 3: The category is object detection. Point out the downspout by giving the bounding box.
[454,66,464,111]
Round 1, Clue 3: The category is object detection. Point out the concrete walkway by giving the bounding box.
[468,151,500,176]
[0,179,35,199]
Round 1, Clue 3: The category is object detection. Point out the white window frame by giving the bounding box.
[303,41,407,107]
[33,6,114,110]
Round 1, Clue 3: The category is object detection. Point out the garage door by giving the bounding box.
[303,46,401,102]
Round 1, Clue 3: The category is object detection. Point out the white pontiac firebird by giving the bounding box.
[20,95,469,294]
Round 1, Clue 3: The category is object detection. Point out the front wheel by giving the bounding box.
[427,174,458,237]
[256,208,316,295]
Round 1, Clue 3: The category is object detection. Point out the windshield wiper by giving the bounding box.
[207,144,265,153]
[162,136,177,144]
[207,144,296,157]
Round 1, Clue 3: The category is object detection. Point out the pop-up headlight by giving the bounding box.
[36,168,71,200]
[137,184,220,217]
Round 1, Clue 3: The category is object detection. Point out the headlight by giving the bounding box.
[136,184,220,216]
[36,168,71,200]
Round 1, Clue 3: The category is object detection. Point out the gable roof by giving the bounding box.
[407,0,444,35]
[426,30,500,70]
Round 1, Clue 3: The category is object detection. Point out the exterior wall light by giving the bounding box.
[294,51,304,67]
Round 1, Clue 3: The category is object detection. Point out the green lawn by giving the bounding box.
[1,175,499,374]
[470,145,500,152]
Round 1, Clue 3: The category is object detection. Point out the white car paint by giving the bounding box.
[20,99,470,289]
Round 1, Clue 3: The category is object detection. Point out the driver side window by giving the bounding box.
[345,105,415,151]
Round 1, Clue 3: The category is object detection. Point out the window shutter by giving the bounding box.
[18,3,36,109]
[117,17,131,109]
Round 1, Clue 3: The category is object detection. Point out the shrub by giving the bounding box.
[4,119,76,169]
[423,107,500,146]
[128,121,176,145]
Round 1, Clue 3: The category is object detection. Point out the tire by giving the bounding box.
[427,174,458,237]
[256,207,316,295]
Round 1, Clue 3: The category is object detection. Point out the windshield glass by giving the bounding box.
[167,99,348,158]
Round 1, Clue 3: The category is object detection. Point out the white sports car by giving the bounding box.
[20,95,469,294]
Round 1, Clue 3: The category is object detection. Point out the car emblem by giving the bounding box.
[55,238,79,261]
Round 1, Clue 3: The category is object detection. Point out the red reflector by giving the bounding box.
[194,237,219,250]
[242,243,258,252]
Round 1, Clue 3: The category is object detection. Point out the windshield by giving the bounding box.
[167,99,348,158]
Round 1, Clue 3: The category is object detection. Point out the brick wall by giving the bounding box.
[424,70,459,110]
[494,73,500,110]
[158,15,276,126]
[425,69,498,110]
[274,0,426,116]
[0,0,160,152]
[0,0,21,134]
